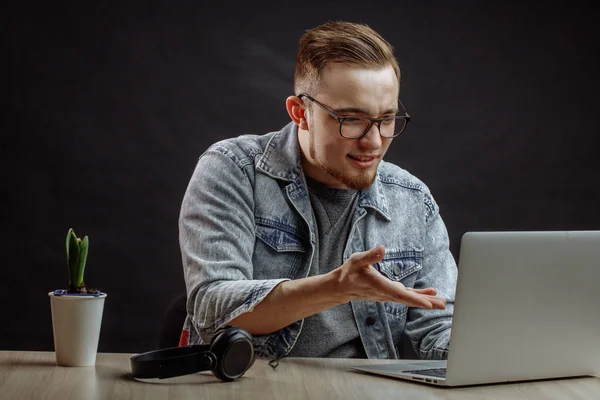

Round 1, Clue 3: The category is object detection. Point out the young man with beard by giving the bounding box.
[179,21,457,361]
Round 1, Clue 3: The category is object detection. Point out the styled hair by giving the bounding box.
[294,21,401,96]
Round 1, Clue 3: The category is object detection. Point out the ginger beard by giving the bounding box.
[307,117,378,191]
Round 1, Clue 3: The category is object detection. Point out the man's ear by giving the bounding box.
[286,96,308,130]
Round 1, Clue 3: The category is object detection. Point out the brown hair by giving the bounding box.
[294,21,401,97]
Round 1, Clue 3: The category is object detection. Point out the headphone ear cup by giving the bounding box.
[210,327,255,382]
[209,328,228,347]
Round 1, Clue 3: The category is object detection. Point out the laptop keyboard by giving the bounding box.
[402,368,447,378]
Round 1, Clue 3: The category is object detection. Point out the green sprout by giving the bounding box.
[66,228,90,293]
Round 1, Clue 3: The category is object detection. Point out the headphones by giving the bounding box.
[130,327,255,382]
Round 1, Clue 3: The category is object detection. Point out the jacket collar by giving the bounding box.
[257,122,390,221]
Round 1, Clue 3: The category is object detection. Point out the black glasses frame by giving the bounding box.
[297,94,411,139]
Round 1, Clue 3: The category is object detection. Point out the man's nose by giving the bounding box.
[359,122,383,149]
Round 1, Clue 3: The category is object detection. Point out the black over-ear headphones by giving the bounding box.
[130,327,255,382]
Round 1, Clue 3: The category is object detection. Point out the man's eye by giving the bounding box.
[343,117,363,125]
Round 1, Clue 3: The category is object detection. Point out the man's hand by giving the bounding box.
[230,245,445,335]
[333,245,446,310]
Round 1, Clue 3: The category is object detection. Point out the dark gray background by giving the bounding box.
[2,1,599,354]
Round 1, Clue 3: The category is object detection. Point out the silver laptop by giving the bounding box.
[352,230,600,386]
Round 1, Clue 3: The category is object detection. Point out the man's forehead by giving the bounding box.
[318,64,399,109]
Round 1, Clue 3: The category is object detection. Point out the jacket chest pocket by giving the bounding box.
[376,250,423,318]
[255,223,306,252]
[254,221,308,279]
[376,250,423,284]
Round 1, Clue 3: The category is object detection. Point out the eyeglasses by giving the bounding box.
[297,94,411,139]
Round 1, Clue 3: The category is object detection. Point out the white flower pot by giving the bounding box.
[48,291,107,366]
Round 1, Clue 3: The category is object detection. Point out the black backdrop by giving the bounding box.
[3,1,599,354]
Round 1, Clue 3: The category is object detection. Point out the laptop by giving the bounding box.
[352,230,600,386]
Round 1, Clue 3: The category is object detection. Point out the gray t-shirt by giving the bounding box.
[287,176,367,358]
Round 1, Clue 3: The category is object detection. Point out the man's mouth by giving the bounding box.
[347,155,378,168]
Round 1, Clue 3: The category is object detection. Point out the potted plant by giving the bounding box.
[48,228,107,366]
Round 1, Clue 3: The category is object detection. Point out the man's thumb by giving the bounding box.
[366,245,385,262]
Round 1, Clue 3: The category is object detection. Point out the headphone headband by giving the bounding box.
[131,345,216,379]
[130,327,255,382]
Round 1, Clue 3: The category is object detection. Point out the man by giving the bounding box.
[179,21,457,361]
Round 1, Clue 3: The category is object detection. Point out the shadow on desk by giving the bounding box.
[121,371,230,385]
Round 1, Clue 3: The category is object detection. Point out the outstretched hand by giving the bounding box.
[335,245,446,310]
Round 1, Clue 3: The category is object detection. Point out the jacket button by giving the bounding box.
[393,265,401,276]
[366,316,377,326]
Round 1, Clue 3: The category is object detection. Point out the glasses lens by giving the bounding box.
[341,117,407,138]
[390,117,407,137]
[340,117,370,138]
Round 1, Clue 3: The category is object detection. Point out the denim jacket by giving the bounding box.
[179,122,457,360]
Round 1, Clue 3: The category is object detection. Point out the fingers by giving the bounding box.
[345,246,446,310]
[406,287,437,296]
[372,273,433,309]
[395,290,434,309]
[402,288,445,309]
[399,293,446,309]
[421,295,446,310]
[409,294,446,309]
[380,281,446,310]
[350,245,385,265]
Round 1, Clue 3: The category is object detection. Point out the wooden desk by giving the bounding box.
[1,351,599,399]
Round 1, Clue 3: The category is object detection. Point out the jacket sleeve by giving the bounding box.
[404,191,458,360]
[179,145,290,354]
